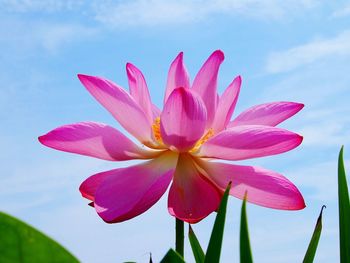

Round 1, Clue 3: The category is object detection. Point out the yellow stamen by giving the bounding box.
[152,117,164,145]
[190,128,214,153]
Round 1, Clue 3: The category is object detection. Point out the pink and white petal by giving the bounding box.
[192,50,224,127]
[78,74,153,144]
[80,170,111,201]
[160,87,207,151]
[164,52,190,104]
[39,122,160,161]
[198,125,303,161]
[229,102,304,127]
[152,104,161,120]
[94,151,178,223]
[126,63,153,123]
[212,76,241,133]
[199,161,305,210]
[168,154,221,223]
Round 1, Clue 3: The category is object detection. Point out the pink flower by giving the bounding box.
[39,50,305,224]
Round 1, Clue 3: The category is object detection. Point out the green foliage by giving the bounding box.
[0,211,79,263]
[240,196,253,263]
[160,249,185,263]
[204,183,231,263]
[303,206,326,263]
[338,146,350,263]
[188,225,205,263]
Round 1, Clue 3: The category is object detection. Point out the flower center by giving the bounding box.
[151,117,214,152]
[152,117,164,145]
[190,128,214,153]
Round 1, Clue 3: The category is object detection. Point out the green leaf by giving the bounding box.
[204,182,231,263]
[302,205,326,263]
[188,225,205,263]
[0,211,79,263]
[160,249,185,263]
[338,146,350,263]
[240,195,253,263]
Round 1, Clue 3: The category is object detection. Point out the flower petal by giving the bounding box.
[198,125,303,160]
[160,87,207,151]
[192,50,224,127]
[152,104,161,119]
[229,102,304,127]
[168,154,221,223]
[77,74,153,144]
[80,170,111,201]
[38,122,159,161]
[164,52,190,104]
[126,63,153,123]
[199,161,305,210]
[94,151,178,223]
[212,76,241,133]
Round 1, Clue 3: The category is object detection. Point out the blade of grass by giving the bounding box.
[204,182,231,263]
[188,225,205,263]
[160,249,185,263]
[302,205,326,263]
[338,146,350,263]
[240,195,253,263]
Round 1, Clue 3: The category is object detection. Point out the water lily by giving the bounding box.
[39,50,305,224]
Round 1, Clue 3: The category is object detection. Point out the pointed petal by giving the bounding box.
[192,50,224,126]
[199,125,303,161]
[78,74,153,144]
[229,102,304,127]
[160,87,207,151]
[164,52,190,104]
[200,161,305,210]
[126,63,153,123]
[38,122,159,161]
[212,76,241,133]
[168,154,221,223]
[94,151,178,223]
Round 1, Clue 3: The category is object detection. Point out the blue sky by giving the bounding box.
[1,0,350,262]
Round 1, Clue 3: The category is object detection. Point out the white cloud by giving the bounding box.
[0,0,83,13]
[93,0,319,28]
[331,3,350,18]
[265,30,350,74]
[0,18,97,56]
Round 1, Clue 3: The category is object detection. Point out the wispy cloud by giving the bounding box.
[0,18,97,56]
[93,0,319,28]
[265,30,350,74]
[330,3,350,18]
[0,0,83,13]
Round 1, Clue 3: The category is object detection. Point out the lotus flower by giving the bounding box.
[39,50,305,224]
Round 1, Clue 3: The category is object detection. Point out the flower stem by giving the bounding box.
[175,218,184,257]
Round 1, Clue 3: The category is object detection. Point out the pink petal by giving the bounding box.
[94,151,178,223]
[160,87,207,151]
[168,154,221,223]
[198,125,303,160]
[38,122,160,161]
[164,52,190,104]
[192,50,224,127]
[229,102,304,127]
[78,74,153,144]
[212,76,241,133]
[199,161,305,210]
[126,63,153,123]
[152,104,161,119]
[80,170,111,201]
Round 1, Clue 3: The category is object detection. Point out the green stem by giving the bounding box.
[175,218,184,257]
